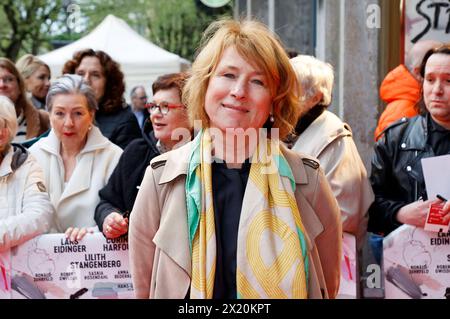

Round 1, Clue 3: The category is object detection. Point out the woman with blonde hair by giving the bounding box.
[16,54,51,110]
[0,58,49,143]
[129,19,342,299]
[0,96,53,252]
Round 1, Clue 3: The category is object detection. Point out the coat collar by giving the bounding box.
[401,115,428,151]
[155,139,310,185]
[39,126,111,203]
[39,126,111,156]
[293,110,352,157]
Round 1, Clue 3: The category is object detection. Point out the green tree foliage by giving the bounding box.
[80,0,232,60]
[0,0,232,62]
[145,0,232,60]
[0,0,65,61]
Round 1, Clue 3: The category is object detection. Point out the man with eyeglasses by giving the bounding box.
[130,85,150,130]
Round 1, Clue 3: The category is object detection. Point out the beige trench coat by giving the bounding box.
[129,141,342,299]
[292,110,374,247]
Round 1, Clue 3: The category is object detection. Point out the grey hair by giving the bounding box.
[130,85,145,99]
[0,96,18,143]
[290,55,334,106]
[46,74,98,112]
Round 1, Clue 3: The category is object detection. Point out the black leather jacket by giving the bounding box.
[368,114,450,235]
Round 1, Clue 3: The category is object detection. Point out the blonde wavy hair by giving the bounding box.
[16,54,50,80]
[183,19,300,139]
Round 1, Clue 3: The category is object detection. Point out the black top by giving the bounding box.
[211,159,251,299]
[284,104,326,148]
[427,114,450,157]
[294,104,326,135]
[95,104,142,149]
[94,121,160,233]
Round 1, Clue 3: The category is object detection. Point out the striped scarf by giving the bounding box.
[186,129,309,299]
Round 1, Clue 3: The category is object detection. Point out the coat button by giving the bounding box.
[401,143,406,148]
[406,166,412,172]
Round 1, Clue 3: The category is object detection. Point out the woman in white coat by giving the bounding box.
[288,55,374,248]
[0,96,53,252]
[30,74,122,241]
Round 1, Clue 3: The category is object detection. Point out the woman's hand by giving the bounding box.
[396,198,442,228]
[65,227,94,242]
[103,212,129,239]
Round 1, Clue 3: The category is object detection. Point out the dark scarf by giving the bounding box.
[284,104,326,148]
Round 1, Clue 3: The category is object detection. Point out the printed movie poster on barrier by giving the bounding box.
[0,233,133,299]
[337,233,357,299]
[2,231,356,299]
[0,250,11,299]
[384,225,450,299]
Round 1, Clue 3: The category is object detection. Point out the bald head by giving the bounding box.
[406,40,442,80]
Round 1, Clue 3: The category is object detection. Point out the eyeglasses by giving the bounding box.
[138,96,147,101]
[146,102,185,115]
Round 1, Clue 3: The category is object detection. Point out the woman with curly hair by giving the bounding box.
[62,49,141,149]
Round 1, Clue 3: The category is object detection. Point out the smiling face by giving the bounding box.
[50,93,94,149]
[204,46,273,133]
[150,87,189,149]
[25,65,51,100]
[423,53,450,128]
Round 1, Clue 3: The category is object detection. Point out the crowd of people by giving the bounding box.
[0,17,449,299]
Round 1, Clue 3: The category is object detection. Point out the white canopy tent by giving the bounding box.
[39,14,188,102]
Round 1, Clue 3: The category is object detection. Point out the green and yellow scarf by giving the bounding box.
[186,129,309,299]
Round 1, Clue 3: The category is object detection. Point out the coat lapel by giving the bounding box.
[152,142,193,276]
[41,127,108,206]
[282,144,324,249]
[59,152,93,202]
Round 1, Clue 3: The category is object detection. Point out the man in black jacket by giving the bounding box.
[368,44,450,236]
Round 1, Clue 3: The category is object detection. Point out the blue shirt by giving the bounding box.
[133,110,145,129]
